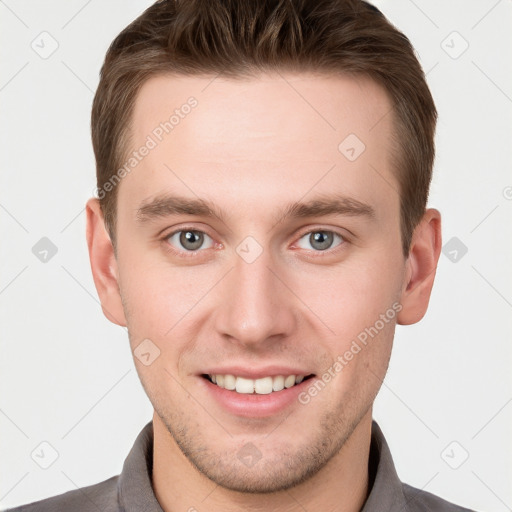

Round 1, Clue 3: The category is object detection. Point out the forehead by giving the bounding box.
[130,71,393,157]
[120,71,398,223]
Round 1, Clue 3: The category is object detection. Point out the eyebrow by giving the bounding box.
[135,193,376,226]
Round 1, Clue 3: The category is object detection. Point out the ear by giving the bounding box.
[397,208,442,325]
[85,198,127,327]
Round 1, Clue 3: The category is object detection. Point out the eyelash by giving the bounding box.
[161,225,348,259]
[161,227,219,259]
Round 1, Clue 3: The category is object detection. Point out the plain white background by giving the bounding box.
[0,0,511,510]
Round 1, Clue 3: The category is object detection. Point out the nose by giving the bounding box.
[213,245,297,350]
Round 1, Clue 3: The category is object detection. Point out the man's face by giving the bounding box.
[113,72,407,492]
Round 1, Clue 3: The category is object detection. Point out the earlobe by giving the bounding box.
[85,198,127,327]
[397,208,442,325]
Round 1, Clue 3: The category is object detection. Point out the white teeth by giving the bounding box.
[209,374,306,394]
[284,375,296,388]
[272,375,285,392]
[224,374,236,390]
[235,376,255,394]
[254,377,273,394]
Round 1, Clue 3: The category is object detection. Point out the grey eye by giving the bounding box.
[167,230,213,251]
[296,231,344,251]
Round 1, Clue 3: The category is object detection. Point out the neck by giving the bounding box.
[152,409,373,512]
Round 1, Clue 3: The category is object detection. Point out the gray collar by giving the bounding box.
[117,419,408,511]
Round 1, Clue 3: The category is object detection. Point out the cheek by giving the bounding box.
[293,255,402,337]
[117,246,211,337]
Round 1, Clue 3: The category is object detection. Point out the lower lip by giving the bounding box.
[199,376,314,418]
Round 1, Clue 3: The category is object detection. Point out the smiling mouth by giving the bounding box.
[202,374,315,394]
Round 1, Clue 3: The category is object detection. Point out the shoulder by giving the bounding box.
[3,475,120,512]
[402,482,477,512]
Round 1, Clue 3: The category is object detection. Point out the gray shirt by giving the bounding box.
[4,420,476,511]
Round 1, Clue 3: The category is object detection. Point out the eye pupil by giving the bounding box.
[180,230,203,250]
[310,231,333,251]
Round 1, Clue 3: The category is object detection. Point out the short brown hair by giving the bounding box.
[91,0,437,256]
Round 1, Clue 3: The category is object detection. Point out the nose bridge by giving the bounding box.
[214,242,294,346]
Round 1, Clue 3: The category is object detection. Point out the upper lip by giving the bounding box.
[201,366,314,379]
